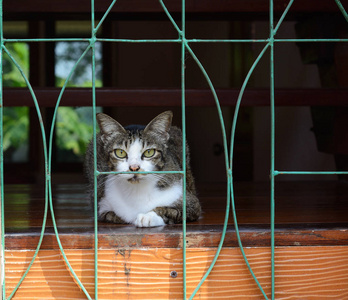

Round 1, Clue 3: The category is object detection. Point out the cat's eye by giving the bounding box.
[143,149,156,158]
[114,149,127,158]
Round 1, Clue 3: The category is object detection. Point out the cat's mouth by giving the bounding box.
[127,174,142,183]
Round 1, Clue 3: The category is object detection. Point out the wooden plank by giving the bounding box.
[5,246,348,299]
[3,88,348,107]
[4,181,348,229]
[3,182,348,250]
[5,225,348,250]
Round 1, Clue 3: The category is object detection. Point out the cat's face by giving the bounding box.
[97,111,173,183]
[108,131,164,183]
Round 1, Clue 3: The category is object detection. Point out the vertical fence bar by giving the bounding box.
[181,0,187,298]
[91,0,98,298]
[229,43,270,300]
[0,0,4,298]
[269,0,276,299]
[3,45,51,300]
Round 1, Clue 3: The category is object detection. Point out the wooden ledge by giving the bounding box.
[4,182,348,250]
[5,224,348,250]
[3,0,343,14]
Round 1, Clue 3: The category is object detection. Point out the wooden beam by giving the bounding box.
[4,181,348,250]
[5,247,348,299]
[3,0,343,14]
[3,88,348,107]
[5,224,348,250]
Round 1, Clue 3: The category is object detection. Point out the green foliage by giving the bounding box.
[56,107,93,156]
[3,107,29,152]
[2,43,30,160]
[55,77,103,88]
[3,43,29,87]
[55,42,103,87]
[2,42,103,162]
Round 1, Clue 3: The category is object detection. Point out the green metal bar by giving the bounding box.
[229,43,270,300]
[185,43,231,300]
[0,0,4,298]
[91,0,99,297]
[269,0,276,299]
[189,181,231,300]
[46,43,93,300]
[5,38,348,44]
[159,0,183,37]
[174,8,231,299]
[181,1,187,299]
[93,0,118,35]
[274,39,348,42]
[158,1,256,299]
[273,0,295,35]
[2,45,51,300]
[229,43,270,178]
[335,0,348,22]
[47,187,92,300]
[91,38,348,43]
[92,59,99,298]
[98,38,183,43]
[97,170,184,175]
[4,38,91,43]
[100,38,268,43]
[275,171,348,176]
[98,38,342,43]
[184,44,230,167]
[186,39,269,43]
[157,5,233,297]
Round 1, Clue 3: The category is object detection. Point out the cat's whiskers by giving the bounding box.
[96,174,110,188]
[103,174,125,187]
[151,173,174,185]
[104,171,147,185]
[99,172,166,189]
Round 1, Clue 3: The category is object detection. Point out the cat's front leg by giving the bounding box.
[99,211,125,224]
[154,195,201,224]
[153,206,182,225]
[134,211,165,227]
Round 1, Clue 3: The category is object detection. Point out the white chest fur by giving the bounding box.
[98,175,182,226]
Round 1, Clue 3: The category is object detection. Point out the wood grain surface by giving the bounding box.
[4,182,348,250]
[3,183,348,298]
[5,246,348,299]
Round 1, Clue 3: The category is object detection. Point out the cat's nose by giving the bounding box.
[129,164,140,172]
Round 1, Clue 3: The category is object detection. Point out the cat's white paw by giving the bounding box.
[134,211,165,227]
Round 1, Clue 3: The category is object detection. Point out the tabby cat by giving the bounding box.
[84,111,201,227]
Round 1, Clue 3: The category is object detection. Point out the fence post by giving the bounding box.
[0,210,2,300]
[0,0,4,298]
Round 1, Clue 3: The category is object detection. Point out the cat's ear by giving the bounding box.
[96,113,126,142]
[144,111,173,142]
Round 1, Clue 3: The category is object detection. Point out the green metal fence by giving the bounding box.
[1,0,348,299]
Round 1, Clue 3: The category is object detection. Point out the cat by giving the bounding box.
[84,111,201,227]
